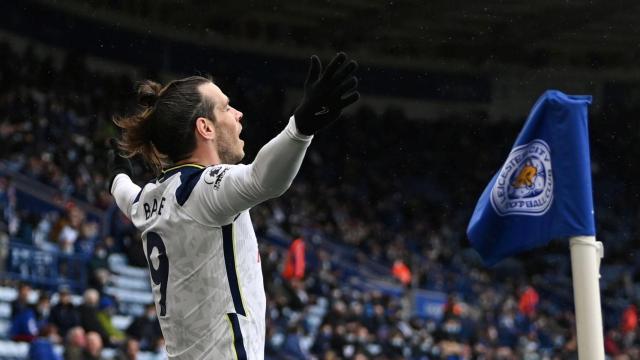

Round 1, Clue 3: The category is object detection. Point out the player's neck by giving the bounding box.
[176,145,220,167]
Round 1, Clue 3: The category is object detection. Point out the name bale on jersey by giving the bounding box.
[144,197,166,220]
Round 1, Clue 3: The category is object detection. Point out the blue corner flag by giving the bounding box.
[467,90,596,265]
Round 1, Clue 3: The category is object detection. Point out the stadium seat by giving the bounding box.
[49,293,84,306]
[138,352,163,360]
[0,302,11,319]
[110,263,149,280]
[0,287,17,303]
[110,274,150,291]
[111,315,133,331]
[0,319,10,338]
[0,340,28,359]
[104,286,153,304]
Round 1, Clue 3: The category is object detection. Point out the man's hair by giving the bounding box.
[114,75,215,174]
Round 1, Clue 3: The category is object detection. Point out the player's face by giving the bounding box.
[200,83,244,164]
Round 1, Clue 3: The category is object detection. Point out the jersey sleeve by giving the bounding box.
[190,116,313,225]
[111,173,142,220]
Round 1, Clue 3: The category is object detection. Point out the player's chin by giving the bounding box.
[236,148,245,164]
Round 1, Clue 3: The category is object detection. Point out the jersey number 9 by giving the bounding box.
[146,232,169,316]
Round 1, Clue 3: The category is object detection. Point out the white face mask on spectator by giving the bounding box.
[38,303,50,317]
[391,336,403,346]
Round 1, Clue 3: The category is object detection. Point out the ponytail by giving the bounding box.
[113,76,213,175]
[113,80,167,174]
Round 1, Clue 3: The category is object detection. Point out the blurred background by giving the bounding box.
[0,0,639,359]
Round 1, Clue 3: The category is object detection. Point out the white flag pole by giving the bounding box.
[570,235,605,360]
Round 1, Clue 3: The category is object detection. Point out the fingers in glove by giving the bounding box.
[304,55,322,89]
[321,52,347,81]
[330,77,358,100]
[337,91,360,110]
[330,60,358,86]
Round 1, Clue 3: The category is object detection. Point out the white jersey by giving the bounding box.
[111,118,312,359]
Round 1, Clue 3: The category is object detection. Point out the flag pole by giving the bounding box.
[569,235,604,360]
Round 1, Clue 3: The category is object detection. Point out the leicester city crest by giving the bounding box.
[490,139,553,216]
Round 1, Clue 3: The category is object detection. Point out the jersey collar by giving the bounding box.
[158,163,206,182]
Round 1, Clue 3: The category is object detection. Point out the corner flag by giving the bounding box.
[467,90,596,265]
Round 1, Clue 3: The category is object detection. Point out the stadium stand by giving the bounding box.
[1,38,639,358]
[0,2,640,359]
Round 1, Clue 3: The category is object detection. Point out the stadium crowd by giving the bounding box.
[1,40,639,360]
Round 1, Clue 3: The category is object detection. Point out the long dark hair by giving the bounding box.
[113,76,214,174]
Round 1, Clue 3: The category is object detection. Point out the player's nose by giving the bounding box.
[236,109,243,122]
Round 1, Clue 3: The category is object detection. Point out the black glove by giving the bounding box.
[107,138,133,193]
[294,52,360,135]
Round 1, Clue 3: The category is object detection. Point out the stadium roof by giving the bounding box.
[45,0,640,69]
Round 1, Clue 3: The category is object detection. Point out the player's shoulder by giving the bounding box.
[200,164,234,190]
[156,163,243,206]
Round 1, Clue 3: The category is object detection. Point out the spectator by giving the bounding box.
[0,176,14,220]
[126,303,162,352]
[518,285,539,318]
[96,296,125,345]
[10,283,37,342]
[33,212,58,252]
[51,205,86,254]
[620,304,637,334]
[153,337,168,359]
[0,230,8,273]
[282,237,305,281]
[11,282,33,318]
[63,326,86,360]
[28,324,61,360]
[50,286,80,337]
[443,294,463,320]
[78,289,109,346]
[115,338,140,360]
[281,324,309,359]
[84,331,105,360]
[35,292,52,329]
[0,176,15,256]
[605,329,623,356]
[391,259,412,287]
[88,243,110,291]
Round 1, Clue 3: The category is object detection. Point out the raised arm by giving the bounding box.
[192,117,312,224]
[234,116,313,199]
[193,53,360,224]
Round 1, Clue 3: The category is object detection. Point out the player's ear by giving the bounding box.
[194,117,215,140]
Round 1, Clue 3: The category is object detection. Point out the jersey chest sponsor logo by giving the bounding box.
[204,166,229,190]
[490,139,553,216]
